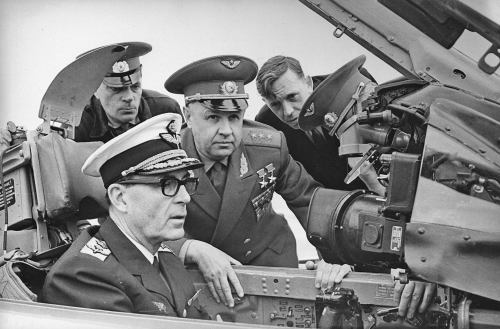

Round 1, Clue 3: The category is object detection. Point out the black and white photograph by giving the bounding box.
[1,1,499,328]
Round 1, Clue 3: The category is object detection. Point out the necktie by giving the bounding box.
[153,256,161,274]
[153,254,173,296]
[208,162,228,197]
[310,127,329,151]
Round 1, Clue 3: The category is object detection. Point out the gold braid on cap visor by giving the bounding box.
[120,149,200,176]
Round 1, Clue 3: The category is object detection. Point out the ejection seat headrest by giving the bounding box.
[37,133,108,220]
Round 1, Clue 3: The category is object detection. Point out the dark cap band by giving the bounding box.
[165,55,257,112]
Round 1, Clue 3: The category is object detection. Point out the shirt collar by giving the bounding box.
[197,151,229,173]
[106,112,141,129]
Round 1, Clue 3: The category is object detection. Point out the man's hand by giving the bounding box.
[307,260,352,290]
[394,281,436,319]
[184,240,244,307]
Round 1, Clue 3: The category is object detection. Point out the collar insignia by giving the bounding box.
[240,153,248,177]
[221,59,241,69]
[159,243,174,253]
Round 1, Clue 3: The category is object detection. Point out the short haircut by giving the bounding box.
[256,56,305,99]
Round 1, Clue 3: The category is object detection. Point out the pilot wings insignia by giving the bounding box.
[221,59,241,69]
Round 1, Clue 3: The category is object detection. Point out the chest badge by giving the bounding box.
[187,289,201,306]
[257,163,276,189]
[265,164,276,184]
[252,184,275,222]
[257,168,268,188]
[153,301,168,314]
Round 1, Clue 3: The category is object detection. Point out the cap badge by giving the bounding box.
[304,102,315,117]
[220,81,238,95]
[324,112,339,127]
[160,120,181,149]
[112,61,130,73]
[221,59,241,69]
[240,153,248,177]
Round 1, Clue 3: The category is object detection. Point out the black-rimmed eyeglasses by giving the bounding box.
[117,177,199,196]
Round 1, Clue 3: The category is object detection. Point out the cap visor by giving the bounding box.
[103,70,141,87]
[199,98,248,111]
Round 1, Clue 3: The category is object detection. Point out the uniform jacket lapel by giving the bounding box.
[158,251,187,316]
[181,128,257,246]
[98,219,175,308]
[182,129,221,219]
[211,142,256,246]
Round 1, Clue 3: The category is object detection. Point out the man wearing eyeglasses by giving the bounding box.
[40,113,208,319]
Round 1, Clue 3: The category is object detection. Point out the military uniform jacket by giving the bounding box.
[255,70,376,190]
[40,218,207,319]
[180,120,321,267]
[74,89,182,143]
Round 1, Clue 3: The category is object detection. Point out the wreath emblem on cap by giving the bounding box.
[113,61,130,73]
[219,81,238,95]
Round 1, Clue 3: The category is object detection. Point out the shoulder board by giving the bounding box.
[243,128,281,148]
[80,237,111,261]
[159,242,174,254]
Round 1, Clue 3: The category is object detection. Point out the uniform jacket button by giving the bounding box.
[245,251,252,256]
[244,239,250,244]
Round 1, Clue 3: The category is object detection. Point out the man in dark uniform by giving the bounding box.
[164,55,352,308]
[259,56,434,320]
[74,42,182,143]
[255,55,384,195]
[41,113,208,319]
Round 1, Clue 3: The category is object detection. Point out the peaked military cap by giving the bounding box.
[298,55,371,131]
[77,42,152,88]
[165,55,258,111]
[82,113,204,188]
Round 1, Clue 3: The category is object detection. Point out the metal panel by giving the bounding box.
[298,0,500,100]
[406,222,500,301]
